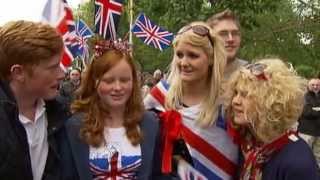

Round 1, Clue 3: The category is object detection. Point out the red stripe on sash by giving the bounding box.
[151,83,237,176]
[150,86,165,106]
[181,125,237,176]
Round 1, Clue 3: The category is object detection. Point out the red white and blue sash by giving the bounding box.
[144,80,239,180]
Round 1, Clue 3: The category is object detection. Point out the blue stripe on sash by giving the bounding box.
[160,79,170,90]
[192,157,223,180]
[216,105,226,130]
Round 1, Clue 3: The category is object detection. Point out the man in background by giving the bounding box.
[298,78,320,167]
[207,9,247,79]
[207,9,248,107]
[58,68,81,111]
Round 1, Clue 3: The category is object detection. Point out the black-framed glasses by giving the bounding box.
[177,25,214,47]
[245,63,268,81]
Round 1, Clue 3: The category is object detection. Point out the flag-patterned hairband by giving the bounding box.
[94,39,131,57]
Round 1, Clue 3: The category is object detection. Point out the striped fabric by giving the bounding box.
[144,80,239,180]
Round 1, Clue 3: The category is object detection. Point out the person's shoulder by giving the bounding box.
[273,138,317,169]
[61,80,72,86]
[264,138,319,179]
[60,81,73,90]
[140,111,159,129]
[66,112,85,128]
[45,99,71,117]
[141,111,159,123]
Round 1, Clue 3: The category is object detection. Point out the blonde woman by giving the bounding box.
[226,58,319,179]
[144,21,239,179]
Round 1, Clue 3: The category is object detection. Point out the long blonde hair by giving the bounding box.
[165,21,226,127]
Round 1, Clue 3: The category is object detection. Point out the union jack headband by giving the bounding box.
[94,39,131,57]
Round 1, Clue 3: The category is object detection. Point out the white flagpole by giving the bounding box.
[129,0,133,45]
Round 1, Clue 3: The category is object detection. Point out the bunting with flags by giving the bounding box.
[131,13,174,51]
[42,0,76,70]
[94,0,123,40]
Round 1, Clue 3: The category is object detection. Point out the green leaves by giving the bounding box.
[74,0,319,77]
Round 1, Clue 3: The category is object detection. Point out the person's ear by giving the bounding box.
[10,64,26,82]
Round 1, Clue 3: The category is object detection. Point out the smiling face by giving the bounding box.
[174,42,210,84]
[213,19,241,62]
[309,79,320,94]
[97,58,133,111]
[69,69,81,84]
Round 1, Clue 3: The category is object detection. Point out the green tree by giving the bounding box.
[74,0,319,77]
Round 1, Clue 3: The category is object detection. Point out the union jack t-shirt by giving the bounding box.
[89,127,141,180]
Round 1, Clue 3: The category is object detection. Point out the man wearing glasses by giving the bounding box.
[207,9,247,80]
[207,9,248,109]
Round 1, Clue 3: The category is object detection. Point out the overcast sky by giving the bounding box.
[0,0,82,25]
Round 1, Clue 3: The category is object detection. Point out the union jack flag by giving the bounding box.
[90,151,141,180]
[42,0,76,70]
[94,0,123,40]
[68,19,94,61]
[131,13,174,51]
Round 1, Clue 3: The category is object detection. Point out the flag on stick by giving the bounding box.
[131,13,173,51]
[74,19,94,61]
[42,0,76,70]
[94,0,123,40]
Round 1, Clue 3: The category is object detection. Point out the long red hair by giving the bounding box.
[71,50,144,147]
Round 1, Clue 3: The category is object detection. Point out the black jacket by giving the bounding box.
[0,80,72,180]
[298,91,320,136]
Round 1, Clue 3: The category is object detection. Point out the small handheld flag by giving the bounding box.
[94,0,123,40]
[74,19,94,60]
[131,13,173,51]
[42,0,76,70]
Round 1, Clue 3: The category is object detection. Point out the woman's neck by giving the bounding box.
[181,80,208,106]
[105,108,125,128]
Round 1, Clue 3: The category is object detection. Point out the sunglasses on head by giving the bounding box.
[245,63,268,81]
[177,25,214,47]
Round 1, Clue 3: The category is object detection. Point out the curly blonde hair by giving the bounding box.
[166,21,226,127]
[225,58,307,142]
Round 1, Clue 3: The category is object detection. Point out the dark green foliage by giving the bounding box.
[74,0,319,77]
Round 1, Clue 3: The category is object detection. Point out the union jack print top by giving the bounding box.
[89,127,141,180]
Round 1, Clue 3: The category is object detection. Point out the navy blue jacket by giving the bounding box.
[66,111,161,180]
[262,138,320,180]
[0,80,71,180]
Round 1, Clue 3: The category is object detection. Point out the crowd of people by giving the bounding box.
[0,9,319,180]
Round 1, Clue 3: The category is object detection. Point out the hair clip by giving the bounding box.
[94,39,131,57]
[245,63,268,81]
